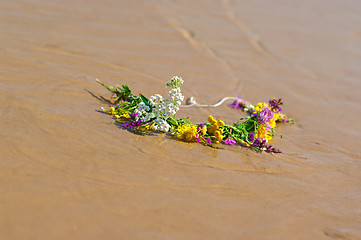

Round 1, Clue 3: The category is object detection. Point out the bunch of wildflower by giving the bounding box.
[98,76,291,153]
[223,106,277,150]
[249,107,274,141]
[248,101,283,142]
[232,96,292,124]
[133,76,184,132]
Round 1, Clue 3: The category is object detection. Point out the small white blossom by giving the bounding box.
[166,76,184,89]
[134,102,151,121]
[134,76,185,132]
[152,118,170,132]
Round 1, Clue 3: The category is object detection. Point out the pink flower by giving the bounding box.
[252,107,274,125]
[222,139,237,145]
[230,96,247,109]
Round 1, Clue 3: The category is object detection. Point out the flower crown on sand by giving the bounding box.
[97,76,294,153]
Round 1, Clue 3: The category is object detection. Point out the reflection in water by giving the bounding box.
[202,146,218,159]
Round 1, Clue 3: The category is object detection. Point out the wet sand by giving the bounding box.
[1,0,361,239]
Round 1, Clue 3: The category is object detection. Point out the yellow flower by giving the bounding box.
[208,115,214,122]
[177,124,198,142]
[269,119,276,129]
[200,126,207,136]
[214,130,223,143]
[254,102,269,112]
[208,115,217,125]
[217,119,225,127]
[114,112,130,119]
[138,124,153,131]
[273,112,280,122]
[108,107,115,115]
[268,112,280,128]
[207,124,219,134]
[207,115,226,142]
[120,113,130,119]
[256,125,272,141]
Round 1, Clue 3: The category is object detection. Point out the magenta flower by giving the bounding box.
[230,96,247,109]
[121,113,142,128]
[268,98,283,113]
[197,123,205,131]
[222,139,237,145]
[248,132,255,143]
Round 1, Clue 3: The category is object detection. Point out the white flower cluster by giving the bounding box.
[134,76,184,132]
[152,118,170,132]
[166,76,184,89]
[134,102,151,121]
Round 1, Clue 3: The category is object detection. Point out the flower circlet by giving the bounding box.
[97,76,291,153]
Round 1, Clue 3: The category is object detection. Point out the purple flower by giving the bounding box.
[197,123,204,131]
[128,112,137,119]
[248,132,255,143]
[252,138,267,148]
[121,113,142,128]
[230,96,247,109]
[222,139,237,145]
[268,98,283,113]
[207,137,212,145]
[248,132,266,148]
[252,107,274,124]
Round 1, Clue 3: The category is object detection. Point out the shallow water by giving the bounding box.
[1,0,361,239]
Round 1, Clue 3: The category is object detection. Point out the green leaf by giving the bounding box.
[166,117,178,127]
[97,79,116,93]
[139,94,152,109]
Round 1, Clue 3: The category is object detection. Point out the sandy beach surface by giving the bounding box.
[1,0,361,239]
